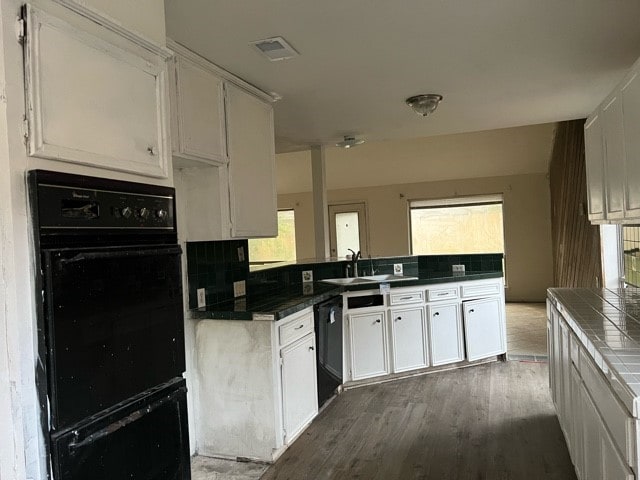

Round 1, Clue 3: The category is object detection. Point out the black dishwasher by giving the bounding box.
[314,296,343,407]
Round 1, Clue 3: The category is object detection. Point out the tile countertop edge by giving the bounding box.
[190,271,504,322]
[547,288,640,418]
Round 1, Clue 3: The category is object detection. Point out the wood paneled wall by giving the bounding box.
[549,120,602,288]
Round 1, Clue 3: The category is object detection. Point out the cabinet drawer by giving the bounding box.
[579,348,635,467]
[460,281,502,299]
[389,291,424,305]
[426,286,458,302]
[279,311,313,347]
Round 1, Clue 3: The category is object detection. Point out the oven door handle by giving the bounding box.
[67,385,186,454]
[57,245,182,265]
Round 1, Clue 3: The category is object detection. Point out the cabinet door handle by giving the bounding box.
[469,309,475,313]
[147,146,157,156]
[395,316,402,321]
[294,324,305,330]
[375,319,381,323]
[309,346,314,351]
[433,312,440,316]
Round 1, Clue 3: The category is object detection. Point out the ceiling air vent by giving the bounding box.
[250,36,299,61]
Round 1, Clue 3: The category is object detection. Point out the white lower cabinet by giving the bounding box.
[428,303,464,366]
[345,279,505,383]
[548,298,636,480]
[194,307,317,461]
[281,333,318,443]
[462,296,506,361]
[348,311,389,380]
[389,307,428,372]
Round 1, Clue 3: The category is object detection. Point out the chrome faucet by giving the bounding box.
[348,249,361,277]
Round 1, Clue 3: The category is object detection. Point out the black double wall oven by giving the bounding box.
[30,170,190,479]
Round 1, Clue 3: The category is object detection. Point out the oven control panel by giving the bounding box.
[37,184,175,230]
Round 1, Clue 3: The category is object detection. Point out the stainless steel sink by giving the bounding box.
[320,277,375,285]
[361,274,418,282]
[321,274,418,286]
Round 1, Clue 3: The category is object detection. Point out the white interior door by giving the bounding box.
[329,203,370,258]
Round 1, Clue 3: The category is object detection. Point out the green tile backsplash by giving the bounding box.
[186,240,503,309]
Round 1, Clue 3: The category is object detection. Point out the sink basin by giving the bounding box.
[321,274,418,286]
[360,274,418,282]
[320,277,375,285]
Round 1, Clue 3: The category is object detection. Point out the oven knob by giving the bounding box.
[156,209,168,219]
[121,207,133,218]
[138,207,150,219]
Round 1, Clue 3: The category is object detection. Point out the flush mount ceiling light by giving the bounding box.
[336,135,365,149]
[405,94,443,116]
[250,36,299,61]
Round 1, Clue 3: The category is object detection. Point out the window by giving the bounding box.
[248,210,297,264]
[622,226,640,287]
[410,195,505,255]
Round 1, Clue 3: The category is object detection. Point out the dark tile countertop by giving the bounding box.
[189,270,503,322]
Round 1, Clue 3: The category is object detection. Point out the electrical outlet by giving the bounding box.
[302,270,313,283]
[393,263,403,275]
[233,280,246,298]
[452,264,465,273]
[197,288,206,308]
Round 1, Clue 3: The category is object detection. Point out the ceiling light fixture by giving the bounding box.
[335,135,365,149]
[405,94,443,117]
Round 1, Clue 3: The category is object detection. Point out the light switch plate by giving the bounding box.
[233,280,246,298]
[197,288,206,308]
[302,270,313,283]
[237,246,245,262]
[393,263,403,275]
[452,264,465,273]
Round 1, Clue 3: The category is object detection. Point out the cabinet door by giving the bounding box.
[428,303,464,366]
[547,318,555,402]
[570,364,584,479]
[348,312,388,380]
[622,70,640,218]
[602,425,634,480]
[559,319,571,430]
[226,83,277,238]
[390,307,428,373]
[602,95,626,220]
[462,297,506,361]
[281,333,318,443]
[25,5,170,178]
[584,113,606,221]
[173,55,227,164]
[581,382,603,480]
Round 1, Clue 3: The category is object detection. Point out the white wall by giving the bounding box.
[277,123,555,193]
[276,124,556,302]
[0,1,168,478]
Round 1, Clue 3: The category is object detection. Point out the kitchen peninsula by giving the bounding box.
[188,247,506,462]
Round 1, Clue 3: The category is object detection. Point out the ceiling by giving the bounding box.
[164,1,640,153]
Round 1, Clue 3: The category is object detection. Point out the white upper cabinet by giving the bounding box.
[602,94,625,220]
[226,83,278,238]
[169,41,277,239]
[584,113,606,221]
[24,4,171,178]
[170,47,227,165]
[622,70,640,218]
[585,55,640,224]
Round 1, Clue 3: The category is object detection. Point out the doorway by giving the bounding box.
[328,203,370,259]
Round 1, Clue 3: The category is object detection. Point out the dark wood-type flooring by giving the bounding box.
[261,361,576,480]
